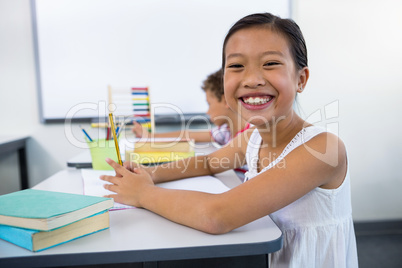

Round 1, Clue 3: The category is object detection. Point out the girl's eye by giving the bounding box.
[264,62,279,67]
[227,64,243,68]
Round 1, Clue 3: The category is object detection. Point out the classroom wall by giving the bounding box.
[293,0,402,221]
[0,0,401,221]
[0,0,84,192]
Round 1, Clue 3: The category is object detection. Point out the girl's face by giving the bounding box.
[223,26,307,127]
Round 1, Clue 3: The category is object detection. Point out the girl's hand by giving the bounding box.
[123,160,155,182]
[122,160,142,173]
[100,158,154,207]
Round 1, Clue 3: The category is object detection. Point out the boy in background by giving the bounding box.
[132,69,250,147]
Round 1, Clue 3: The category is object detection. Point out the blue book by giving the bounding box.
[0,210,109,252]
[0,189,113,231]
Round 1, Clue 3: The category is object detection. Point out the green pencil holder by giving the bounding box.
[87,139,120,170]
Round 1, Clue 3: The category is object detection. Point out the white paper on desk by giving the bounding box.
[81,169,134,210]
[81,169,231,210]
[157,176,230,194]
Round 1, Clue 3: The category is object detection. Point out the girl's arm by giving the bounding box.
[101,132,346,234]
[137,130,250,184]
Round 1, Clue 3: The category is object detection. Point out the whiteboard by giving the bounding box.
[32,0,290,122]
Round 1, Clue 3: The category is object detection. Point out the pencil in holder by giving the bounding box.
[86,139,120,170]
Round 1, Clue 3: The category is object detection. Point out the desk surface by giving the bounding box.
[0,169,282,267]
[66,150,93,168]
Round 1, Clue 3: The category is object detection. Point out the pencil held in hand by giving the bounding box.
[108,113,123,165]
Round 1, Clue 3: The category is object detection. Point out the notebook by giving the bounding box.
[81,169,134,210]
[0,210,109,252]
[0,189,113,231]
[80,169,230,210]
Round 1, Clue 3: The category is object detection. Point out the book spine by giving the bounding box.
[37,226,109,252]
[0,225,34,251]
[0,210,110,252]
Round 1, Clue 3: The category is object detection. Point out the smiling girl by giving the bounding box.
[101,13,358,267]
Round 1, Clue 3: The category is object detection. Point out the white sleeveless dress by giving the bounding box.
[244,126,358,268]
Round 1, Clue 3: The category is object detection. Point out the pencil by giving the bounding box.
[108,113,123,165]
[116,125,123,139]
[80,125,93,142]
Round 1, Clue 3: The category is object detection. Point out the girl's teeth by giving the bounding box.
[243,96,271,105]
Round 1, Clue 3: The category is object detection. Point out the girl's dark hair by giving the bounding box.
[222,13,308,71]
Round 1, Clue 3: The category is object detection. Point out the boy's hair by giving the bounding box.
[201,69,224,102]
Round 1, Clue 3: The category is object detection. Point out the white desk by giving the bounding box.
[0,169,282,267]
[66,150,92,169]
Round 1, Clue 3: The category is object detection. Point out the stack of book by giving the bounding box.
[0,189,113,252]
[125,138,195,164]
